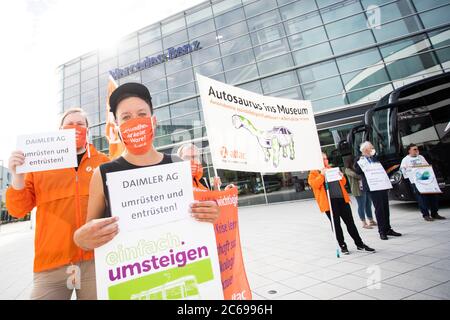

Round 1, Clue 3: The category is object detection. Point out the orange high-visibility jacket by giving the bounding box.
[308,168,351,213]
[6,144,110,273]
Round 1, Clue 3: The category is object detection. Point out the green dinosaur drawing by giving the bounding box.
[231,114,295,167]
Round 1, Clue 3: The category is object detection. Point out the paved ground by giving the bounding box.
[0,198,449,300]
[240,199,450,300]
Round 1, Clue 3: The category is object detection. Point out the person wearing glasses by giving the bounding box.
[400,143,445,221]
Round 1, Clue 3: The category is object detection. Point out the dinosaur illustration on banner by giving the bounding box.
[231,114,295,168]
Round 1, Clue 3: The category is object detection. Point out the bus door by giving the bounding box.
[397,99,450,190]
[367,104,414,199]
[337,124,367,158]
[367,105,399,165]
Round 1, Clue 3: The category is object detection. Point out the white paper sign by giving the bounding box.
[16,129,77,174]
[106,161,193,232]
[358,160,392,191]
[356,157,370,171]
[325,167,342,182]
[197,74,323,173]
[410,166,442,194]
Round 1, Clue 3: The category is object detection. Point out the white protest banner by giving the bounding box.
[96,160,223,300]
[325,167,342,182]
[16,129,77,174]
[410,165,442,194]
[106,161,193,232]
[357,160,392,191]
[197,74,323,173]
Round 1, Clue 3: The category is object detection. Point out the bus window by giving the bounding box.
[397,107,440,150]
[352,128,365,156]
[430,107,450,143]
[370,108,396,156]
[423,83,450,143]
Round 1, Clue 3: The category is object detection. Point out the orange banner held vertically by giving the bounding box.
[194,187,252,300]
[105,76,124,160]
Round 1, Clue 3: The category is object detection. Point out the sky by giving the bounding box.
[0,0,205,167]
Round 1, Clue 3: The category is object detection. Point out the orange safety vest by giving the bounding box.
[6,144,110,273]
[308,168,351,213]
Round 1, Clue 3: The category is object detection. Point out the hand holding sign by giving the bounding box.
[213,176,222,190]
[74,216,120,251]
[8,150,26,190]
[190,201,220,223]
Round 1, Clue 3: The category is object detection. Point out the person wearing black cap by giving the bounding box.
[74,82,220,252]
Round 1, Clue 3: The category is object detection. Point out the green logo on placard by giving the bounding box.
[108,258,214,300]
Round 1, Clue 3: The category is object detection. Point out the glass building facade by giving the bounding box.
[58,0,450,206]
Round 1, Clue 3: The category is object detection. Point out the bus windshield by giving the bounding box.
[370,107,396,156]
[397,106,440,150]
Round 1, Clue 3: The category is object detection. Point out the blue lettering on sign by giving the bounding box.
[109,40,202,80]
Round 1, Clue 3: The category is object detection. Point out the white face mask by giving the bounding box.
[370,149,376,156]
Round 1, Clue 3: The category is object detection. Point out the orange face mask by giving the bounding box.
[191,160,203,180]
[119,117,154,155]
[62,125,87,149]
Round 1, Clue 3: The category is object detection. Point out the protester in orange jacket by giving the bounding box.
[308,152,374,255]
[6,108,110,300]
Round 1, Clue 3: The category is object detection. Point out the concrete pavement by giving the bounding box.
[0,198,449,300]
[240,199,450,300]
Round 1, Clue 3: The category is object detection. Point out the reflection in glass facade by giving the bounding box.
[58,0,450,206]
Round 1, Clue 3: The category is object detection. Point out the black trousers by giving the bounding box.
[369,189,391,234]
[326,198,364,248]
[411,184,439,217]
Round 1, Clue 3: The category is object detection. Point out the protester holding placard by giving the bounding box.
[354,142,402,240]
[344,156,376,229]
[74,83,220,252]
[6,108,110,300]
[308,153,375,255]
[400,143,445,221]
